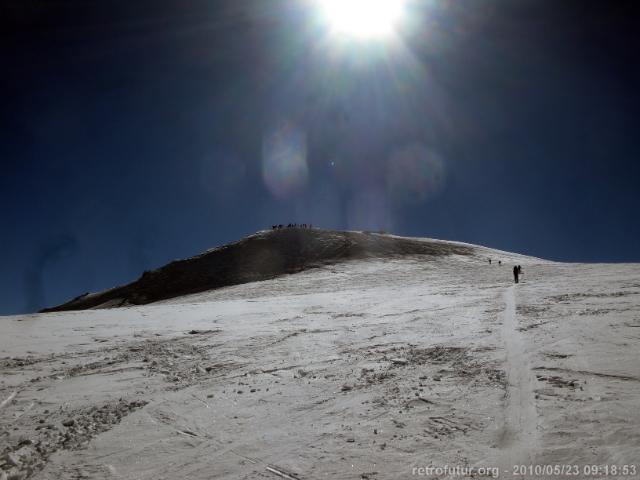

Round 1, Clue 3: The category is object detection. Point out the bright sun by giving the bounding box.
[318,0,406,39]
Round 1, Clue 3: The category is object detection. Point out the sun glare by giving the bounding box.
[319,0,406,39]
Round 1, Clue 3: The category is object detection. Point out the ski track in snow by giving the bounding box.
[497,285,539,475]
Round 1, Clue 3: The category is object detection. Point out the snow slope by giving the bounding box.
[40,230,474,312]
[1,233,639,479]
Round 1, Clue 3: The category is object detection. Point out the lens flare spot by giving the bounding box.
[347,186,393,232]
[262,121,308,198]
[387,143,445,204]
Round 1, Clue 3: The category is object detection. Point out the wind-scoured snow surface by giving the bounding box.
[1,232,639,479]
[40,230,475,312]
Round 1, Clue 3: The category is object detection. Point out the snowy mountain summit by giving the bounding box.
[42,229,479,312]
[2,230,639,479]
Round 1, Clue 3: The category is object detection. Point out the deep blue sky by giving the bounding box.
[1,0,638,314]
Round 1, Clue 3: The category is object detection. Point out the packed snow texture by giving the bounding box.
[1,233,639,479]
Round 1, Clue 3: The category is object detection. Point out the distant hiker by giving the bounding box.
[518,265,523,275]
[498,260,502,265]
[513,265,519,284]
[489,258,492,264]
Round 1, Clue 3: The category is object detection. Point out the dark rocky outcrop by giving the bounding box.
[41,229,473,312]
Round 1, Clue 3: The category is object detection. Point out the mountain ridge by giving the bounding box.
[41,229,477,312]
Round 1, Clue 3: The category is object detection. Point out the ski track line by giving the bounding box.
[498,285,539,475]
